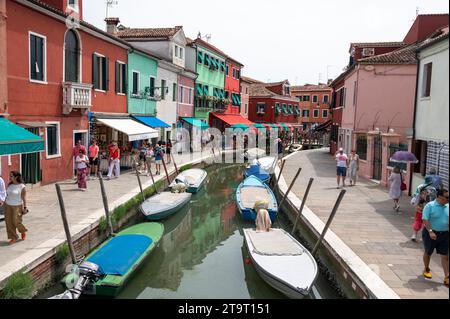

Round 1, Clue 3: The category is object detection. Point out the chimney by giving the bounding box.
[327,79,333,86]
[105,17,120,34]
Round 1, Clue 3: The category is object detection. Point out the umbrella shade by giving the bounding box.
[390,151,418,164]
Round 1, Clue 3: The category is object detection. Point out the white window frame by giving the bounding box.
[67,0,79,12]
[188,88,193,105]
[149,76,156,97]
[94,52,107,93]
[29,31,48,84]
[132,70,140,96]
[322,109,329,118]
[421,62,433,99]
[312,95,319,103]
[313,109,319,118]
[179,85,184,103]
[174,45,179,58]
[323,94,329,103]
[179,47,184,60]
[45,121,61,160]
[116,60,126,95]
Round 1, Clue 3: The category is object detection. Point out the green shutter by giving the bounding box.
[203,85,209,96]
[122,64,127,94]
[104,57,109,91]
[92,54,98,89]
[197,51,204,63]
[30,35,37,80]
[115,61,120,93]
[196,84,203,96]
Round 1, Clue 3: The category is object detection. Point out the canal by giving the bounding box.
[40,163,340,299]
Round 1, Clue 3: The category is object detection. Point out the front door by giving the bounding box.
[73,131,88,172]
[21,128,42,184]
[373,135,382,180]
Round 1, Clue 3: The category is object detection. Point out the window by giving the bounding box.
[149,77,155,97]
[297,96,303,101]
[353,81,358,106]
[161,80,166,100]
[257,103,265,114]
[204,54,210,67]
[226,65,229,76]
[413,140,428,175]
[422,62,432,98]
[132,71,139,96]
[245,104,248,114]
[179,47,184,59]
[339,88,346,107]
[303,95,310,102]
[313,110,319,118]
[323,95,329,103]
[68,0,78,10]
[29,32,46,83]
[115,62,126,94]
[46,122,60,159]
[312,95,318,103]
[174,45,179,58]
[283,85,290,95]
[356,135,367,160]
[92,53,108,91]
[188,88,193,104]
[322,109,329,118]
[179,86,184,103]
[303,109,310,118]
[173,83,177,102]
[64,30,79,82]
[197,51,204,64]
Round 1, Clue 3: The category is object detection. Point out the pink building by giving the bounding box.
[240,77,251,118]
[177,71,196,118]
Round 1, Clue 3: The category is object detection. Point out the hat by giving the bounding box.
[339,148,344,152]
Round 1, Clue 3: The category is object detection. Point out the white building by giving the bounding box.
[412,27,449,191]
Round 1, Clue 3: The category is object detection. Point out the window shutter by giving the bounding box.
[92,54,98,89]
[104,57,109,91]
[30,35,37,80]
[36,37,44,81]
[115,62,120,93]
[123,64,128,94]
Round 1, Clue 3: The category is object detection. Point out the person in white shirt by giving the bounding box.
[335,148,349,189]
[4,171,28,245]
[75,149,89,191]
[0,176,6,218]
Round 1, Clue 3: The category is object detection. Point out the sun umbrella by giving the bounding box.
[390,151,419,164]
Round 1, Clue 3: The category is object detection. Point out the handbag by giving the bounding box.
[400,173,407,191]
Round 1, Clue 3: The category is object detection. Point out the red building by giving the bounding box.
[1,0,129,185]
[291,84,332,132]
[224,57,243,115]
[248,79,301,133]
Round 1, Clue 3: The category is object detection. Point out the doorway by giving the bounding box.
[21,127,42,184]
[373,134,382,180]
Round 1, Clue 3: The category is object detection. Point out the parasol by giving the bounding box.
[390,151,419,164]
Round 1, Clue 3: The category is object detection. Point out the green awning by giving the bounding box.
[230,124,249,130]
[205,55,211,66]
[282,105,288,114]
[294,106,301,115]
[197,51,204,63]
[196,84,203,96]
[231,94,237,105]
[221,62,226,72]
[0,117,44,156]
[278,123,289,131]
[220,90,225,99]
[210,58,218,68]
[181,117,210,130]
[252,123,265,129]
[288,105,293,114]
[203,86,209,96]
[236,95,241,106]
[275,106,281,114]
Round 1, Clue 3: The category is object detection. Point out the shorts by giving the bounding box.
[89,157,98,166]
[155,160,162,165]
[337,166,347,177]
[422,229,449,256]
[139,154,146,161]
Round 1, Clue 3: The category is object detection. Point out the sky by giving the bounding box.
[84,0,449,85]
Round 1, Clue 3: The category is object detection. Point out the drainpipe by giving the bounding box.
[409,53,421,196]
[0,0,7,115]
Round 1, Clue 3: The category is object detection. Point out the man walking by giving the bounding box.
[422,189,449,287]
[335,148,348,189]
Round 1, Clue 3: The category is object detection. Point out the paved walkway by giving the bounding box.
[0,149,220,280]
[282,148,449,299]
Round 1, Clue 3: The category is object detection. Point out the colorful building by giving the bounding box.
[411,26,449,191]
[240,77,251,119]
[224,57,243,115]
[290,84,332,132]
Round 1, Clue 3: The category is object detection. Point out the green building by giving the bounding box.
[187,38,227,121]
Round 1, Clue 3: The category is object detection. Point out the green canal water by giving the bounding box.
[40,164,339,299]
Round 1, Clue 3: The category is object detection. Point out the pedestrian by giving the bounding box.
[88,140,99,179]
[421,189,449,287]
[0,176,6,219]
[138,143,148,174]
[4,171,28,245]
[145,143,154,177]
[75,149,89,191]
[154,142,164,175]
[277,138,283,160]
[107,142,120,180]
[412,176,437,205]
[426,167,444,191]
[166,140,172,164]
[72,140,86,181]
[335,148,348,189]
[411,199,426,242]
[389,166,403,212]
[348,150,360,186]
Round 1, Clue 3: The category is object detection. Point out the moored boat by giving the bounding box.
[244,164,270,183]
[243,228,318,299]
[58,223,164,298]
[236,176,278,221]
[140,192,192,221]
[169,168,207,194]
[252,156,277,174]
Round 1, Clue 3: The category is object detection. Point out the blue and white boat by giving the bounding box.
[169,168,207,194]
[244,164,270,183]
[140,192,192,221]
[236,176,278,221]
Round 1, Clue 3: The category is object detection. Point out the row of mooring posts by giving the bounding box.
[271,157,346,257]
[55,151,181,265]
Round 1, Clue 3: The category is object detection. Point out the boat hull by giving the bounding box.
[141,193,192,221]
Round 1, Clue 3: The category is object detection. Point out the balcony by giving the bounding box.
[62,82,93,115]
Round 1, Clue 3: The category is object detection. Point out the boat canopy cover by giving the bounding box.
[245,164,270,181]
[0,117,44,156]
[97,118,158,141]
[246,229,305,256]
[87,234,152,276]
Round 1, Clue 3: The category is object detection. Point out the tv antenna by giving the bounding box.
[197,32,211,42]
[106,0,118,19]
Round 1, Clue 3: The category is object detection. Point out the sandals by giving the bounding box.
[423,269,433,279]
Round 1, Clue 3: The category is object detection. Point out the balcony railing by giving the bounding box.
[62,82,93,115]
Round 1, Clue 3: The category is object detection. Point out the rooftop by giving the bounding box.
[116,26,183,40]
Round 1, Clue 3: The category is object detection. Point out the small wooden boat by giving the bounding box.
[236,176,278,221]
[170,168,207,194]
[140,192,192,221]
[253,156,277,174]
[244,164,270,183]
[59,223,164,298]
[243,228,318,299]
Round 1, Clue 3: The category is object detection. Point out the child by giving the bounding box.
[411,199,426,242]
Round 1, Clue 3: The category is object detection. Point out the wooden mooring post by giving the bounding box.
[171,152,179,175]
[135,169,145,202]
[312,190,346,256]
[55,184,77,264]
[98,172,114,237]
[272,158,286,191]
[291,178,314,235]
[278,167,302,209]
[160,155,171,185]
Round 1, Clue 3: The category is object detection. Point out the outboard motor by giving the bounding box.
[49,261,102,299]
